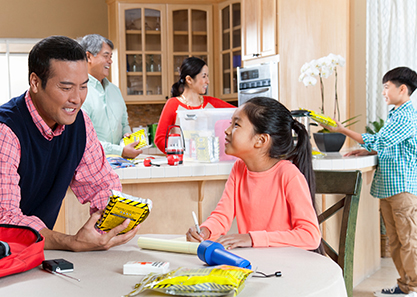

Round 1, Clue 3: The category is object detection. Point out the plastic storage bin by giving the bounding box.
[177,108,237,162]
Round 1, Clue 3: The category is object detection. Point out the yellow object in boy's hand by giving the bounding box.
[123,128,150,150]
[305,109,337,127]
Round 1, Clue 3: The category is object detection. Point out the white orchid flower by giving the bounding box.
[302,75,317,86]
[318,56,333,68]
[320,65,333,78]
[310,59,322,70]
[299,53,345,117]
[305,66,320,77]
[336,55,346,67]
[327,53,338,64]
[301,62,311,73]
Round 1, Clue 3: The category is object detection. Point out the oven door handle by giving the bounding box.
[239,88,270,94]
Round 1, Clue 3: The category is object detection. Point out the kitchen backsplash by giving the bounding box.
[127,104,165,128]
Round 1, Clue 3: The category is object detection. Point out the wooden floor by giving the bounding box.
[353,258,398,297]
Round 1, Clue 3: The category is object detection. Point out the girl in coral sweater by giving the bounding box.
[186,97,322,251]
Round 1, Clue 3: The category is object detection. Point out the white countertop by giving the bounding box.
[115,149,377,180]
[312,150,378,171]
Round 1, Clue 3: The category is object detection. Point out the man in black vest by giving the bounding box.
[0,36,138,251]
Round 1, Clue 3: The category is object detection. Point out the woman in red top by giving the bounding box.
[154,57,234,152]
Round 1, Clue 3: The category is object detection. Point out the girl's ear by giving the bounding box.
[254,133,270,148]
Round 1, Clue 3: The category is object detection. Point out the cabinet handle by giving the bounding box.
[252,53,260,57]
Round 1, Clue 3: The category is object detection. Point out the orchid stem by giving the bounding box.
[334,68,340,121]
[320,74,324,114]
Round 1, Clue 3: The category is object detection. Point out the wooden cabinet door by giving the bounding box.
[167,4,214,97]
[218,1,241,100]
[241,0,259,60]
[123,4,167,103]
[259,0,277,57]
[241,0,277,61]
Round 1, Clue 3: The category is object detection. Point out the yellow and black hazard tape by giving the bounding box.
[96,190,152,234]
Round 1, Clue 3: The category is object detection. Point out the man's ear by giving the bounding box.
[254,133,270,148]
[29,73,41,93]
[86,51,93,63]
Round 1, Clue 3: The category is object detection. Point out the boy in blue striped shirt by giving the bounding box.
[325,67,417,296]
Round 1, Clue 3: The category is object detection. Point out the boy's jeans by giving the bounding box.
[380,192,417,293]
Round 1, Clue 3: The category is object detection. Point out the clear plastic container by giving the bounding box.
[177,108,237,162]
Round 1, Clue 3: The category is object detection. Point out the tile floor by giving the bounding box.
[353,258,399,297]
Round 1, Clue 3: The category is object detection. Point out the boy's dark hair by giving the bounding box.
[171,57,207,97]
[29,36,87,89]
[382,66,417,96]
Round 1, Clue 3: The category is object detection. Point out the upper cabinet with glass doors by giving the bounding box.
[108,3,167,104]
[122,4,167,103]
[108,2,213,104]
[167,5,213,97]
[218,1,241,99]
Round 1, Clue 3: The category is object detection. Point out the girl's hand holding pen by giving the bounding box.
[186,226,210,242]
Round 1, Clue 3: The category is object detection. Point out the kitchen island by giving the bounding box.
[55,151,379,287]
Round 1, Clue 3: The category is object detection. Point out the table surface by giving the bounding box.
[0,235,347,297]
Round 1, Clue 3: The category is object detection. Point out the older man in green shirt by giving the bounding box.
[80,34,141,159]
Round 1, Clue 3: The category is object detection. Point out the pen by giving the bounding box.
[192,211,201,234]
[44,268,81,282]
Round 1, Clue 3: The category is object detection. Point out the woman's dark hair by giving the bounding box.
[243,97,323,254]
[171,57,207,97]
[29,36,87,89]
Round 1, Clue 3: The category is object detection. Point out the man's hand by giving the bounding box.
[186,226,210,242]
[122,142,143,159]
[40,211,139,252]
[216,233,253,249]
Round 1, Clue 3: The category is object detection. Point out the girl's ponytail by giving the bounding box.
[290,120,315,200]
[291,121,325,255]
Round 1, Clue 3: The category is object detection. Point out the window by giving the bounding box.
[0,39,39,105]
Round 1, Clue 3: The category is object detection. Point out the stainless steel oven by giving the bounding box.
[237,61,279,106]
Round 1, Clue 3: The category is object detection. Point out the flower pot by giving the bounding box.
[313,132,346,152]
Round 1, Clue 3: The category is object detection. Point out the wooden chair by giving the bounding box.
[314,170,362,297]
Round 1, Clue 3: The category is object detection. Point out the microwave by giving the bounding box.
[237,62,279,106]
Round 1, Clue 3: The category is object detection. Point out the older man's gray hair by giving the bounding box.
[79,34,114,56]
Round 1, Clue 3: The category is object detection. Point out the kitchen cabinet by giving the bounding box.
[167,5,213,96]
[218,0,241,100]
[107,1,213,104]
[241,0,277,61]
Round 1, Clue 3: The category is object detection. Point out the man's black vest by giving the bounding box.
[0,92,86,229]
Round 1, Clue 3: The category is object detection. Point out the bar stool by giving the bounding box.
[315,170,362,297]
